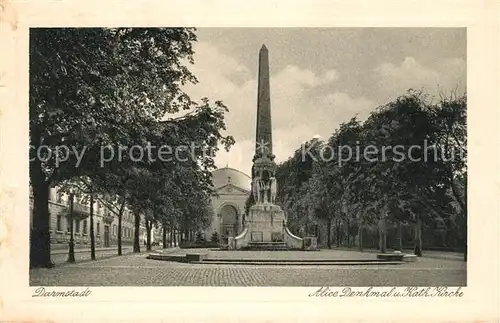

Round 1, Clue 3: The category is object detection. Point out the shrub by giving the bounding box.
[179,242,220,249]
[210,231,220,244]
[195,231,205,244]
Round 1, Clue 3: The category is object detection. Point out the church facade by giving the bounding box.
[205,167,251,242]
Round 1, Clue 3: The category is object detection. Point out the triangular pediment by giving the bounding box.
[215,183,250,195]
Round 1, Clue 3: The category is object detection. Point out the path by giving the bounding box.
[31,249,466,286]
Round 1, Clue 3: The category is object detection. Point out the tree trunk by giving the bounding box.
[169,224,174,247]
[67,193,75,263]
[451,179,467,216]
[29,128,54,269]
[346,219,351,248]
[414,217,423,257]
[336,220,341,247]
[317,224,321,244]
[358,224,363,251]
[379,217,387,253]
[162,224,167,248]
[146,220,152,252]
[29,179,53,268]
[89,194,96,260]
[462,215,467,261]
[396,220,403,252]
[327,218,332,249]
[133,212,140,253]
[117,202,125,256]
[173,228,177,246]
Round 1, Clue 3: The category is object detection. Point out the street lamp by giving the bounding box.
[67,189,75,263]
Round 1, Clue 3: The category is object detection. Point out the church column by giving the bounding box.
[234,213,239,236]
[238,210,243,234]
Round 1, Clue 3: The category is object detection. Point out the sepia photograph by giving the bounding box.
[28,27,468,287]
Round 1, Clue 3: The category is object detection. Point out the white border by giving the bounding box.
[0,0,499,322]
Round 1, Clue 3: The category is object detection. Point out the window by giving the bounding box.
[97,222,100,235]
[56,191,63,203]
[66,218,71,232]
[113,225,117,236]
[75,220,80,233]
[56,215,62,231]
[83,220,87,234]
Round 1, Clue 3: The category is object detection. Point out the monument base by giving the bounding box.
[233,203,303,250]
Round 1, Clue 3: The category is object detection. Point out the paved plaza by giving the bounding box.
[31,249,466,286]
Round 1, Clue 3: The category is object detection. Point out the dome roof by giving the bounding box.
[211,167,251,191]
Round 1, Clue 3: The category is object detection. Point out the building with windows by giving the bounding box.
[29,186,152,248]
[29,167,252,248]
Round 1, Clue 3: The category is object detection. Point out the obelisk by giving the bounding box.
[254,44,273,161]
[231,45,304,249]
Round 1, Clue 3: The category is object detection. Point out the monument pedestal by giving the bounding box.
[234,203,303,250]
[247,203,285,242]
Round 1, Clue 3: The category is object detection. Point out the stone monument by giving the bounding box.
[232,45,303,250]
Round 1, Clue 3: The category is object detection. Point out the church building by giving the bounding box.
[205,167,251,242]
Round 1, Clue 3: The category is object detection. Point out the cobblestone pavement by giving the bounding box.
[31,250,466,286]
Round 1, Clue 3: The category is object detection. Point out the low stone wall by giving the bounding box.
[234,228,250,249]
[284,227,303,249]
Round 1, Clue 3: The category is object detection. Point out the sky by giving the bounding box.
[182,28,466,176]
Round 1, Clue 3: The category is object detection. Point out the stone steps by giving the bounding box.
[243,242,291,251]
[202,258,397,263]
[194,260,403,266]
[242,248,293,251]
[148,252,408,265]
[377,252,418,262]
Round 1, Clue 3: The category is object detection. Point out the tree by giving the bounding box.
[29,28,237,267]
[29,28,202,267]
[67,192,75,263]
[275,90,466,256]
[432,93,467,260]
[326,118,365,249]
[276,138,324,236]
[59,178,98,260]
